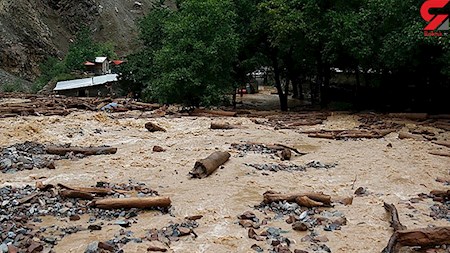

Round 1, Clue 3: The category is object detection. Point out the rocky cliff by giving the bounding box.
[0,0,158,87]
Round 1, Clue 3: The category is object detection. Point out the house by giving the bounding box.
[54,74,120,97]
[83,57,110,75]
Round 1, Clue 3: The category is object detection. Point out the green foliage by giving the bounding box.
[126,0,239,106]
[35,28,117,93]
[1,80,25,93]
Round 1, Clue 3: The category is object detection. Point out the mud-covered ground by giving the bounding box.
[0,96,449,253]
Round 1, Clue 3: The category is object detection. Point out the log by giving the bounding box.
[434,122,450,131]
[396,227,450,246]
[210,122,237,130]
[429,114,450,120]
[190,108,237,117]
[263,191,332,206]
[46,146,117,156]
[60,190,94,200]
[190,151,230,178]
[58,183,113,196]
[145,122,166,132]
[433,141,450,148]
[388,113,428,121]
[93,197,171,209]
[286,119,324,127]
[429,151,450,158]
[384,203,407,231]
[398,132,425,141]
[296,196,324,207]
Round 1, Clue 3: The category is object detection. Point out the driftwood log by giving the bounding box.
[210,122,237,130]
[190,109,237,117]
[263,191,332,206]
[190,151,230,178]
[433,141,450,148]
[93,197,171,209]
[429,151,450,158]
[306,129,395,140]
[388,113,428,121]
[59,190,94,200]
[57,183,113,196]
[46,146,117,156]
[398,132,425,141]
[382,202,450,253]
[145,122,167,132]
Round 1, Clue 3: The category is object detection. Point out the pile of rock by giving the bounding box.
[0,142,56,173]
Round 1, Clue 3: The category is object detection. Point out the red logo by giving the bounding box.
[421,0,449,36]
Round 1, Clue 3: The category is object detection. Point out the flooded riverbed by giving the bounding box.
[0,110,449,252]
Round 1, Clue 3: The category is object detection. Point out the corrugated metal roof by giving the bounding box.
[54,74,118,91]
[95,57,108,63]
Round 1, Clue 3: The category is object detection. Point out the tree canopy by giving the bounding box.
[123,0,450,112]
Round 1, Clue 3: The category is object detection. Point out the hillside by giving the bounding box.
[0,0,160,88]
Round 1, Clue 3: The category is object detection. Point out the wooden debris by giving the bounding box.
[210,122,238,130]
[190,151,230,178]
[433,141,450,148]
[382,202,450,253]
[306,129,395,140]
[57,183,113,196]
[296,196,324,207]
[46,146,117,156]
[263,191,332,206]
[153,146,166,152]
[59,190,94,200]
[278,148,291,161]
[190,108,237,117]
[93,197,171,209]
[429,151,450,158]
[398,132,425,141]
[388,113,428,121]
[145,122,167,132]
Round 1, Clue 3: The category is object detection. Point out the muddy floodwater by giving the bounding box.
[0,109,449,253]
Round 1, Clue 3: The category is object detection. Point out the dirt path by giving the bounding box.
[0,111,449,252]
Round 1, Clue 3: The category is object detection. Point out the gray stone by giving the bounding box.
[85,241,99,253]
[0,243,8,253]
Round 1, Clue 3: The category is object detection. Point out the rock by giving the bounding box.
[332,217,347,226]
[294,250,309,253]
[85,241,99,253]
[0,244,8,253]
[239,211,256,220]
[286,215,297,224]
[354,187,367,196]
[251,244,263,252]
[88,224,102,231]
[98,242,115,251]
[248,228,263,241]
[147,241,168,252]
[313,235,329,242]
[7,245,18,253]
[0,158,12,170]
[114,220,131,228]
[292,222,308,231]
[152,146,165,152]
[27,242,43,253]
[185,215,203,221]
[43,237,57,245]
[239,220,254,228]
[177,227,191,236]
[69,214,81,221]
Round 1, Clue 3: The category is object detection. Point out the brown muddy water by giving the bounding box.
[0,111,449,253]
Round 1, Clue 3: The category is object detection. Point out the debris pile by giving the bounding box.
[0,181,169,252]
[236,191,348,252]
[245,161,336,173]
[1,142,56,173]
[253,112,329,129]
[0,142,117,173]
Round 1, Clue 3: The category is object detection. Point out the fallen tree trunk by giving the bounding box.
[190,108,237,117]
[210,123,237,130]
[307,129,394,140]
[263,191,332,206]
[145,122,167,132]
[398,132,425,141]
[60,190,94,200]
[58,183,113,196]
[93,197,172,209]
[388,113,428,121]
[382,202,450,253]
[190,151,230,178]
[46,146,117,156]
[429,151,450,158]
[433,141,450,148]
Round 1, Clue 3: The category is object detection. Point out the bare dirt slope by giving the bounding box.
[0,108,449,252]
[0,0,160,84]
